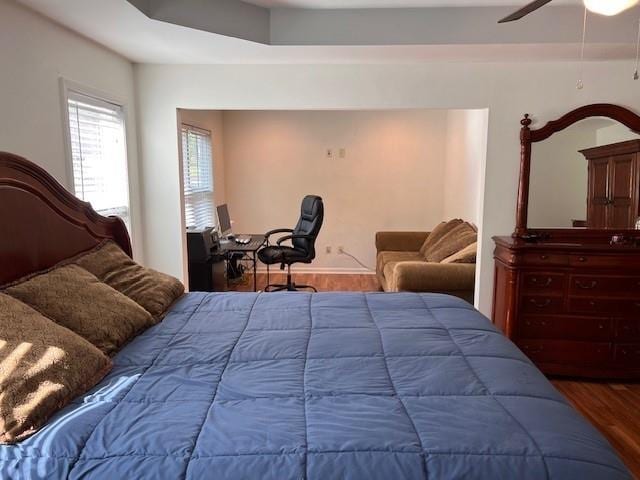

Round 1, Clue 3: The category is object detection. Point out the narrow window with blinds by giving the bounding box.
[67,91,131,230]
[181,125,214,229]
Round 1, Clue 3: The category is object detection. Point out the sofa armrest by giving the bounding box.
[375,231,429,254]
[392,262,475,293]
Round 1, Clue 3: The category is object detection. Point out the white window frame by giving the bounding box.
[60,78,133,234]
[180,123,215,230]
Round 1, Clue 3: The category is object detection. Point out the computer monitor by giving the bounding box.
[217,204,232,236]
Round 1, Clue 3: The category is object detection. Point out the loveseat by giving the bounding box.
[375,220,477,303]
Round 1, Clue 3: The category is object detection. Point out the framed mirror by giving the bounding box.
[514,104,640,239]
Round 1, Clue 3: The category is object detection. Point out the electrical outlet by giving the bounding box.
[326,246,332,254]
[326,149,334,159]
[339,148,346,158]
[337,246,344,254]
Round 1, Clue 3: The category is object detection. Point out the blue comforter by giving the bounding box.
[0,292,630,479]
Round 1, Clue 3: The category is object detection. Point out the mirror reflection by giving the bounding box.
[528,117,640,229]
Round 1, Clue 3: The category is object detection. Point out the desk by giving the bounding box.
[218,234,266,292]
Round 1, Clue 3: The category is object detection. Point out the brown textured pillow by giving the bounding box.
[441,242,477,264]
[5,265,154,356]
[419,219,464,257]
[75,241,184,318]
[425,222,477,263]
[0,293,111,444]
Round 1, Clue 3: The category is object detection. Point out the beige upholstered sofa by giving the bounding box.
[375,220,477,303]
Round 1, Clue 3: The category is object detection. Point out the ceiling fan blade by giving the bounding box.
[498,0,554,23]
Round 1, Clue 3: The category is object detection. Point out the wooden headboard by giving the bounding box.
[0,151,132,285]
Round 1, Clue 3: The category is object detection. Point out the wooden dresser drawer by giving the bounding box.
[520,315,613,341]
[518,340,611,366]
[521,273,565,294]
[569,275,640,297]
[614,344,640,365]
[569,298,640,316]
[522,253,568,266]
[569,254,639,268]
[616,319,640,340]
[521,295,564,314]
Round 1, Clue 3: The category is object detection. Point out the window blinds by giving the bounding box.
[67,92,130,229]
[181,125,214,229]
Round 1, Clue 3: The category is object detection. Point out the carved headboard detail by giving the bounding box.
[0,151,131,285]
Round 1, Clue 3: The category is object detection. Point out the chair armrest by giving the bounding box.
[375,231,429,253]
[265,228,294,239]
[276,234,315,246]
[392,262,475,292]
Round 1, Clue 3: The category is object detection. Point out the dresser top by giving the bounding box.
[493,235,640,252]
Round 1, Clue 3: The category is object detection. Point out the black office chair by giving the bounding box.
[258,195,324,292]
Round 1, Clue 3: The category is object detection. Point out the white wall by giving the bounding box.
[221,109,451,272]
[528,125,594,228]
[596,122,638,145]
[0,0,144,260]
[443,109,488,226]
[135,62,640,315]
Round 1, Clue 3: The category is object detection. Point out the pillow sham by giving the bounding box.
[5,264,154,356]
[441,241,477,264]
[75,241,184,318]
[419,219,463,257]
[0,293,112,444]
[425,222,477,263]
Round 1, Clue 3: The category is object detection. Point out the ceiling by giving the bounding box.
[247,0,579,8]
[16,0,640,64]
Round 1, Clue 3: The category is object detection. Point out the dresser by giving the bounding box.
[493,236,640,379]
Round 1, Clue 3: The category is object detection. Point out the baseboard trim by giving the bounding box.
[255,267,375,275]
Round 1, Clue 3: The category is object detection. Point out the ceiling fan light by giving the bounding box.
[583,0,639,16]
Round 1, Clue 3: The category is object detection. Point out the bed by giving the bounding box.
[0,152,632,479]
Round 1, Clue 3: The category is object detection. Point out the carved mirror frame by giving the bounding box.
[514,103,640,239]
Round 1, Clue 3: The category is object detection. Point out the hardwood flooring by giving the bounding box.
[551,380,640,478]
[228,272,381,292]
[229,273,640,477]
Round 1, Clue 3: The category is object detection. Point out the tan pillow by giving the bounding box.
[425,222,477,263]
[75,241,184,318]
[419,219,464,256]
[0,293,111,444]
[441,242,477,264]
[5,264,154,356]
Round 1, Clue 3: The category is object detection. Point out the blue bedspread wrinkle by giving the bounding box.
[0,292,631,479]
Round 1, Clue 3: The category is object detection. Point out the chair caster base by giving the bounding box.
[264,283,317,293]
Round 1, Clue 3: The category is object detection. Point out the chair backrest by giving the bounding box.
[292,195,324,259]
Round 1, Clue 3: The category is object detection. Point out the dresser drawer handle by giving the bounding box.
[576,280,597,290]
[529,299,552,308]
[577,256,587,263]
[523,345,544,354]
[531,277,553,287]
[539,255,548,260]
[598,323,605,330]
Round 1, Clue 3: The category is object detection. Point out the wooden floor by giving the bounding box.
[230,273,640,477]
[228,272,381,292]
[552,380,640,478]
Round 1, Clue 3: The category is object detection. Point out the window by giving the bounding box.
[66,90,130,229]
[181,125,214,229]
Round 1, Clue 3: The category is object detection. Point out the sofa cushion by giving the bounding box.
[75,241,184,319]
[441,242,477,264]
[5,264,154,356]
[0,293,112,444]
[419,219,463,257]
[425,222,477,263]
[377,251,424,275]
